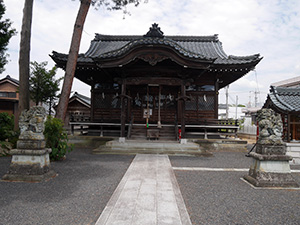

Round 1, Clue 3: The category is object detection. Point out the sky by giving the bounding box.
[2,0,300,107]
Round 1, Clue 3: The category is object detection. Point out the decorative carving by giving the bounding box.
[138,53,169,66]
[257,108,284,145]
[144,23,164,38]
[244,108,299,188]
[19,106,47,141]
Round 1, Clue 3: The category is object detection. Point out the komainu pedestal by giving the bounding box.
[2,107,56,182]
[244,109,299,188]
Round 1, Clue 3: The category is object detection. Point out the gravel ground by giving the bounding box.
[1,144,299,225]
[0,149,134,225]
[170,150,300,225]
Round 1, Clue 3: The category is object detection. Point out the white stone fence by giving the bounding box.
[238,124,257,135]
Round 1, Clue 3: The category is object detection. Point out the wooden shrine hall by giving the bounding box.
[51,23,262,139]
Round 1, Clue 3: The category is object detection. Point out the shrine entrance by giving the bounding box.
[129,84,178,125]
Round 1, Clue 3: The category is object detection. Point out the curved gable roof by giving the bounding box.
[265,86,300,113]
[51,23,261,68]
[85,34,219,61]
[85,32,260,65]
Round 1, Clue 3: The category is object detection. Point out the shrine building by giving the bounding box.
[51,23,262,139]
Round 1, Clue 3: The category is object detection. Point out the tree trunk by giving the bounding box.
[49,97,52,116]
[18,0,34,116]
[55,0,91,121]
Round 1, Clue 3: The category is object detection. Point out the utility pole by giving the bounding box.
[254,90,259,107]
[250,90,260,107]
[248,92,252,108]
[225,85,229,119]
[235,95,238,119]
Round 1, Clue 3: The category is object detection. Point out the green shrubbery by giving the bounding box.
[0,112,14,140]
[44,116,73,161]
[0,112,73,160]
[0,113,18,147]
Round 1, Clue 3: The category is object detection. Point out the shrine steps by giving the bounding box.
[92,139,212,156]
[130,125,176,141]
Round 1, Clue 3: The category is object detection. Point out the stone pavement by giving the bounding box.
[95,154,192,225]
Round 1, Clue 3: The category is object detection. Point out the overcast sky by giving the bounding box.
[2,0,300,106]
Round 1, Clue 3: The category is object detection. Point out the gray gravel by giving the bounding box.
[170,152,300,225]
[0,148,134,225]
[1,145,299,225]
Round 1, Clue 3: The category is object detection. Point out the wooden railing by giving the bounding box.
[184,119,239,139]
[69,115,239,139]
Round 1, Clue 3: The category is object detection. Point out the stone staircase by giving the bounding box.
[130,125,176,141]
[92,139,211,156]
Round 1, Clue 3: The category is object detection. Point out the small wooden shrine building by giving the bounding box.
[264,86,300,142]
[0,75,20,128]
[53,92,91,127]
[51,24,262,138]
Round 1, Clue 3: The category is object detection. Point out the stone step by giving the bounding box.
[92,140,212,156]
[130,125,176,140]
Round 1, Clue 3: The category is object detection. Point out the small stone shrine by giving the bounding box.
[244,108,299,187]
[2,106,56,182]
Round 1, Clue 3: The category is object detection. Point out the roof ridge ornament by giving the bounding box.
[144,23,164,38]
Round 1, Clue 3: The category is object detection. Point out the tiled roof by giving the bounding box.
[0,75,19,86]
[267,86,300,112]
[271,76,300,88]
[71,92,91,106]
[51,24,261,66]
[83,33,260,64]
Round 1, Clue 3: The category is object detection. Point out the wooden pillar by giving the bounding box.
[214,79,220,119]
[90,85,94,122]
[287,114,290,142]
[127,89,131,122]
[121,83,126,137]
[157,85,162,128]
[180,83,186,138]
[292,115,296,141]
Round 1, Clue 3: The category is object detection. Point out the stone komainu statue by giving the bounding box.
[257,108,283,145]
[18,106,47,141]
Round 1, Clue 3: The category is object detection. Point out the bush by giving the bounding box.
[44,116,73,161]
[0,113,18,146]
[0,141,12,156]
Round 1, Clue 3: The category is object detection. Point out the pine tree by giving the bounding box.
[29,61,62,115]
[0,0,16,73]
[55,0,144,121]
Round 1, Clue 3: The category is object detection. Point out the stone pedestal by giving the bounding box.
[2,141,56,182]
[244,145,299,188]
[256,144,286,155]
[286,142,300,165]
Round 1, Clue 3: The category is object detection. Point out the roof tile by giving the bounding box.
[267,86,300,112]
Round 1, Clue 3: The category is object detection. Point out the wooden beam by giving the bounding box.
[124,77,183,85]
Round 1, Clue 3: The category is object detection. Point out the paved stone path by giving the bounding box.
[95,154,192,225]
